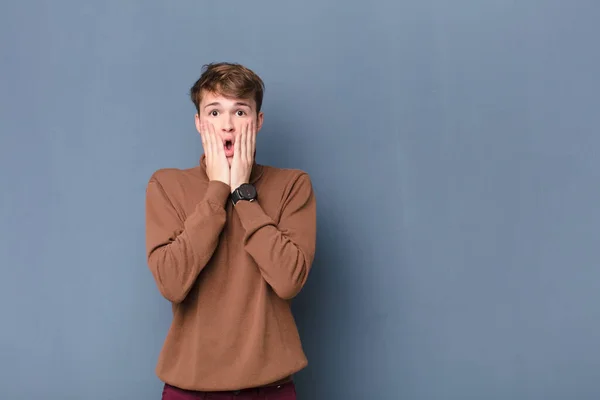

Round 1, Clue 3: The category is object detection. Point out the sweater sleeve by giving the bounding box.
[233,173,317,300]
[145,175,230,303]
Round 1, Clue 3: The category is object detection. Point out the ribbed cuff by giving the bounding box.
[205,180,231,208]
[234,200,274,234]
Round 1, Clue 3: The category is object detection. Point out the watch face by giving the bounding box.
[239,184,256,199]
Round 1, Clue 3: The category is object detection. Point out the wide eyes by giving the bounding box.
[208,110,247,117]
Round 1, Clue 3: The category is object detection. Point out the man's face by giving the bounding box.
[195,90,264,166]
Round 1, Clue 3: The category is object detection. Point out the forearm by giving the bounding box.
[234,197,316,300]
[148,204,226,302]
[243,217,310,299]
[146,180,230,303]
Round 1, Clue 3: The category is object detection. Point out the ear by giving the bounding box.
[256,111,264,133]
[194,113,201,134]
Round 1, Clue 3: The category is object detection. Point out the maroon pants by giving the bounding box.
[161,381,297,400]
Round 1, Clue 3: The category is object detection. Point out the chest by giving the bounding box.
[178,181,284,250]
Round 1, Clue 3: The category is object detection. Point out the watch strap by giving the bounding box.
[231,184,257,205]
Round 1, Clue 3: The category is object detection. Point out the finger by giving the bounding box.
[233,126,243,160]
[203,122,213,160]
[209,123,219,159]
[199,122,207,152]
[209,123,221,157]
[241,123,249,163]
[248,120,255,162]
[204,122,212,159]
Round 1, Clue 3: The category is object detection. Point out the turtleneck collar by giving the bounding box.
[197,154,264,183]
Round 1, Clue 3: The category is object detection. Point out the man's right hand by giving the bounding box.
[200,122,230,186]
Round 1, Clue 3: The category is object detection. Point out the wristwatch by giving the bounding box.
[231,183,257,205]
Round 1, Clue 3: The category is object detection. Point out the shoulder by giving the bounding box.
[146,166,203,196]
[260,165,315,203]
[148,166,200,185]
[261,165,313,188]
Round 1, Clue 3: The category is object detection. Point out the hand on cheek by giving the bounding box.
[200,121,230,186]
[230,121,256,193]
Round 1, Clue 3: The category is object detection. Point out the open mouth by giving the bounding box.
[223,139,234,156]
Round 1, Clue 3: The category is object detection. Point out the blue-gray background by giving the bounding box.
[1,1,599,399]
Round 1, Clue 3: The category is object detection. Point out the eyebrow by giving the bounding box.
[204,101,252,109]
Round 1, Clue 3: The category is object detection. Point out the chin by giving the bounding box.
[227,158,233,167]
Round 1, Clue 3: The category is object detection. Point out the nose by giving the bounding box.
[221,115,234,132]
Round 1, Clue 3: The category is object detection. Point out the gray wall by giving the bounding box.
[1,1,599,399]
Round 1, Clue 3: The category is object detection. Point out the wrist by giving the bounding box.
[230,181,248,193]
[210,178,230,187]
[231,183,257,205]
[205,180,232,207]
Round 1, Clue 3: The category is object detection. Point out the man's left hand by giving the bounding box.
[230,121,256,193]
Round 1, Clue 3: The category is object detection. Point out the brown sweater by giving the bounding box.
[144,155,317,391]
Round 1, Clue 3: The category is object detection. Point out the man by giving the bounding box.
[145,62,316,400]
